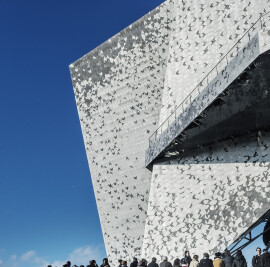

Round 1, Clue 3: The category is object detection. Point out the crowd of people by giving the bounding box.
[46,247,270,267]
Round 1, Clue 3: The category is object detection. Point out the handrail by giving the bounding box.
[149,11,270,147]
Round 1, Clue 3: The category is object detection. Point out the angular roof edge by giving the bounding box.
[69,0,167,69]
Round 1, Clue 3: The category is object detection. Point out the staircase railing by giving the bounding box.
[149,11,270,147]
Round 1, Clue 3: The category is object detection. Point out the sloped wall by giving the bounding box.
[70,1,171,263]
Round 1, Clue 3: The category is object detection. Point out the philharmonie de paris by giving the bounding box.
[69,0,270,264]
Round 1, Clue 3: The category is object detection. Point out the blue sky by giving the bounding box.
[0,1,267,267]
[0,1,164,266]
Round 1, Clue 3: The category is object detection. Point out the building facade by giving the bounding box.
[70,0,270,264]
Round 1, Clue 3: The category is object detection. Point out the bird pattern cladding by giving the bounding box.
[159,0,270,125]
[69,0,270,264]
[146,32,269,167]
[70,1,171,264]
[142,132,270,262]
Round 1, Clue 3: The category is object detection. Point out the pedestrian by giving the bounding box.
[148,257,159,267]
[131,257,138,267]
[63,262,72,267]
[223,250,234,267]
[252,248,262,267]
[199,253,213,267]
[101,258,110,267]
[118,260,123,267]
[139,259,147,267]
[173,258,181,267]
[232,251,247,267]
[213,252,224,267]
[261,248,270,267]
[160,256,173,267]
[182,251,192,266]
[190,255,199,267]
[87,260,97,267]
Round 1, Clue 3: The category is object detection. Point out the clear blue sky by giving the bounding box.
[0,1,164,266]
[0,1,267,267]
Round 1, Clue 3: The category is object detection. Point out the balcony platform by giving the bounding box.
[146,29,270,170]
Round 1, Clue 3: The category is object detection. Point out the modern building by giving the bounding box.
[70,0,270,264]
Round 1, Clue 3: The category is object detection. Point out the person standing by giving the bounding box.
[139,259,147,267]
[232,251,247,267]
[199,253,213,267]
[173,258,181,267]
[87,260,98,267]
[261,248,270,267]
[190,255,199,267]
[213,253,224,267]
[223,250,234,267]
[182,251,192,266]
[100,258,110,267]
[130,257,138,267]
[63,261,72,267]
[160,256,173,267]
[148,257,159,267]
[252,248,262,267]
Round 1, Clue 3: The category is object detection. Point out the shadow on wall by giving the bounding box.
[153,52,270,166]
[159,129,270,165]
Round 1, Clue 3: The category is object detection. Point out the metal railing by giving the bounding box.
[149,11,270,147]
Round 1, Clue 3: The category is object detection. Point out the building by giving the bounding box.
[69,0,270,264]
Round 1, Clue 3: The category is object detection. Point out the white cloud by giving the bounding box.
[48,260,65,267]
[33,256,49,265]
[68,246,102,266]
[41,245,103,267]
[20,250,35,261]
[1,245,104,267]
[42,245,102,267]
